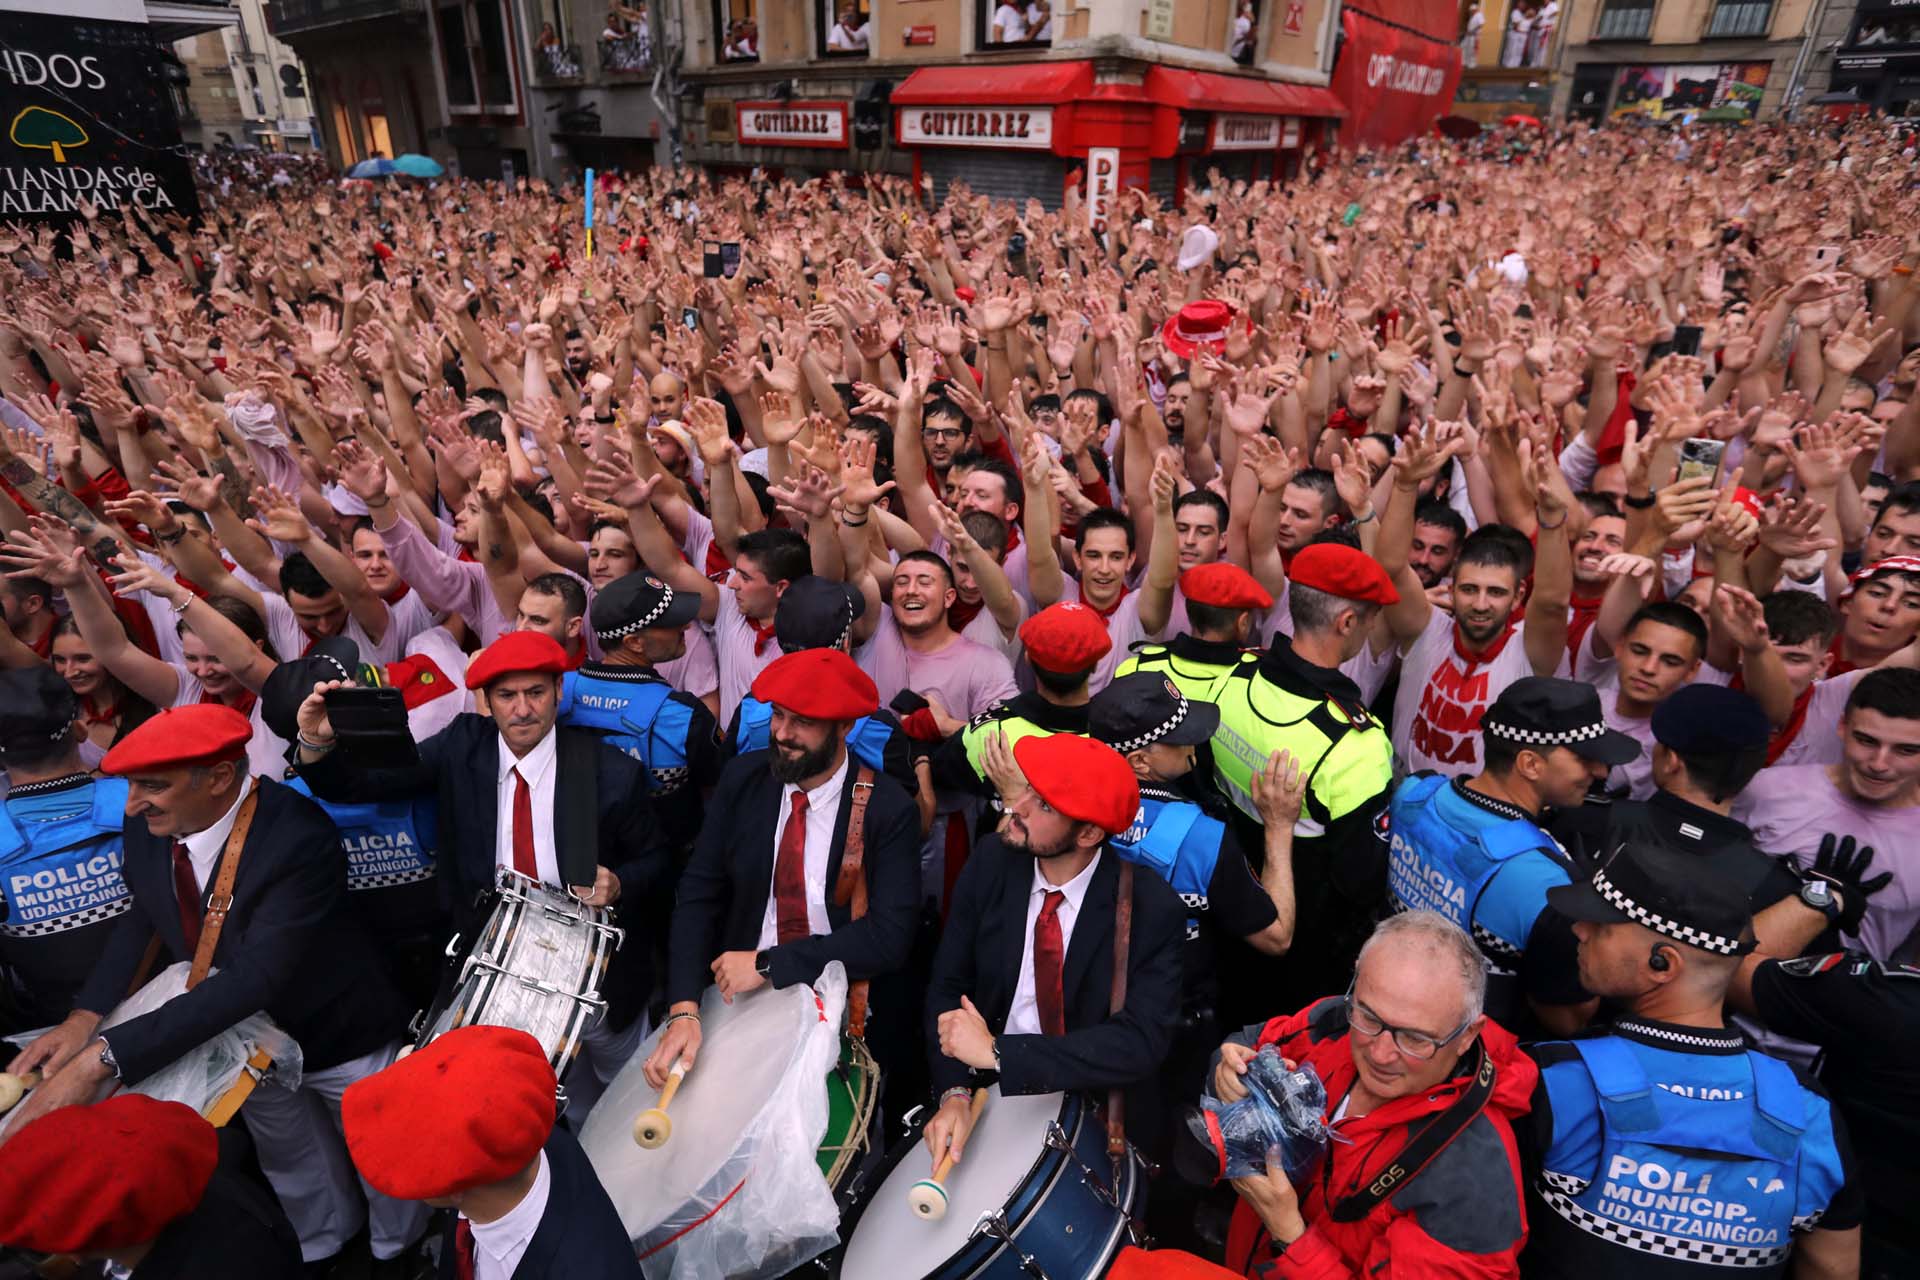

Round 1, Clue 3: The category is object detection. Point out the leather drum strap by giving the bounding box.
[1106,860,1134,1164]
[830,767,876,1039]
[188,782,260,991]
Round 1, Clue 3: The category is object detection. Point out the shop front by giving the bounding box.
[1831,50,1920,117]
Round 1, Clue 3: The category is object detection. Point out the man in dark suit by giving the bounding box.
[923,731,1184,1165]
[292,630,665,1110]
[344,1025,640,1279]
[0,1093,302,1278]
[644,647,920,1097]
[5,703,419,1269]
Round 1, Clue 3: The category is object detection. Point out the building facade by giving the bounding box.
[521,0,670,178]
[1552,0,1821,120]
[668,0,1347,207]
[174,0,317,151]
[1815,0,1920,115]
[268,0,445,169]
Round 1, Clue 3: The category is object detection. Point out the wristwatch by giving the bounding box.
[754,950,772,980]
[1798,878,1842,923]
[98,1038,120,1080]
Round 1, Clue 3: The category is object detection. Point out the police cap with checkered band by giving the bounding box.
[1481,676,1640,767]
[1088,672,1219,753]
[1548,839,1757,957]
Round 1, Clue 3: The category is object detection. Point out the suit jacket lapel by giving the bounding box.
[473,729,501,888]
[1061,852,1117,1020]
[745,770,782,921]
[998,860,1030,1024]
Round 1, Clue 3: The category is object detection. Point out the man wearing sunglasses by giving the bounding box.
[1212,911,1538,1278]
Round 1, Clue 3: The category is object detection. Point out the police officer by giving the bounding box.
[935,602,1111,800]
[1209,543,1397,1017]
[564,569,721,852]
[1389,677,1636,1035]
[1552,684,1800,913]
[725,575,911,785]
[263,635,459,1008]
[0,665,131,1034]
[1526,842,1865,1277]
[1114,562,1269,701]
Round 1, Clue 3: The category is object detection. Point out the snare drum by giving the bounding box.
[835,1089,1144,1280]
[415,868,622,1086]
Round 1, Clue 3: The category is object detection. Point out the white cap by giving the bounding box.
[1176,224,1219,273]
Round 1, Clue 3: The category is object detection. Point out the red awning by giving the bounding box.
[890,60,1096,106]
[1145,67,1346,119]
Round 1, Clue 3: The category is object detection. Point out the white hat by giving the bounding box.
[1176,224,1220,273]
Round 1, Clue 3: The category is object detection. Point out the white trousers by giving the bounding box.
[241,1041,431,1262]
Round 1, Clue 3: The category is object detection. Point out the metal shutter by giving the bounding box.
[919,149,1073,210]
[1148,159,1179,204]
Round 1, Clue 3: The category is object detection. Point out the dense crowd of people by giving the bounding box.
[0,116,1916,1280]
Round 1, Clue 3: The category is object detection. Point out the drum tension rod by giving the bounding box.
[1043,1122,1121,1211]
[975,1211,1054,1280]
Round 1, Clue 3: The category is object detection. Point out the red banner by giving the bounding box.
[1331,9,1462,150]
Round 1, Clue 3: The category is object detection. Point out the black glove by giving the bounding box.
[1809,833,1892,935]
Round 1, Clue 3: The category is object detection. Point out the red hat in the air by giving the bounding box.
[752,647,880,722]
[1019,602,1113,675]
[100,704,252,775]
[464,630,570,689]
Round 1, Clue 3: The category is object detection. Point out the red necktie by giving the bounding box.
[172,843,203,954]
[511,768,539,879]
[1033,890,1066,1037]
[453,1218,476,1280]
[773,791,811,943]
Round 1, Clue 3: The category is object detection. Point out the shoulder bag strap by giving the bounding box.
[831,766,876,1039]
[1327,1041,1498,1223]
[188,782,261,991]
[1106,860,1135,1167]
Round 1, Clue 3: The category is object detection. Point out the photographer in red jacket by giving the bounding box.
[1212,911,1538,1279]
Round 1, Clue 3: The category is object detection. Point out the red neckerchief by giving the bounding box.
[1594,365,1638,466]
[204,688,257,717]
[27,624,53,661]
[457,546,478,564]
[1733,669,1815,766]
[384,582,412,605]
[749,616,778,655]
[383,652,454,710]
[704,541,734,580]
[1453,615,1520,670]
[1826,632,1859,679]
[1566,588,1605,662]
[79,694,119,728]
[947,596,986,634]
[1074,580,1129,624]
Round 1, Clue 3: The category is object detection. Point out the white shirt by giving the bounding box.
[495,727,561,886]
[992,3,1028,40]
[827,19,870,49]
[756,751,851,949]
[178,777,256,893]
[1006,850,1103,1036]
[464,1150,550,1280]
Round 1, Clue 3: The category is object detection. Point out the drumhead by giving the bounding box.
[836,1088,1068,1280]
[579,982,821,1239]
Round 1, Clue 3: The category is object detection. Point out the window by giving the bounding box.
[979,0,1054,50]
[331,102,360,164]
[1704,0,1771,37]
[437,0,518,113]
[1592,0,1654,40]
[599,1,653,74]
[820,2,871,58]
[714,0,758,63]
[366,111,393,158]
[1228,1,1260,65]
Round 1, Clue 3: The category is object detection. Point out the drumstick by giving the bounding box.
[632,1060,688,1149]
[907,1088,989,1220]
[0,1071,42,1114]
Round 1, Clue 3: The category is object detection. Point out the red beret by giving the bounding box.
[343,1026,556,1201]
[751,648,879,722]
[1013,733,1141,836]
[1019,603,1113,675]
[1288,543,1399,606]
[100,704,252,775]
[0,1095,216,1253]
[1181,562,1273,611]
[464,630,570,689]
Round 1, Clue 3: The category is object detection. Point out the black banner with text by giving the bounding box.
[0,10,199,221]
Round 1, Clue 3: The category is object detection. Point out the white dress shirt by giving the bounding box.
[756,751,851,949]
[464,1149,550,1280]
[495,728,561,886]
[177,777,257,894]
[1006,850,1103,1036]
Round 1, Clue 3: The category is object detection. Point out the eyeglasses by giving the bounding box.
[922,427,965,441]
[1344,983,1473,1060]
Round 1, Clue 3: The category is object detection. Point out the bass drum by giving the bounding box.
[834,1088,1143,1280]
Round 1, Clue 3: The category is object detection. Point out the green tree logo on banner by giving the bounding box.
[9,106,89,163]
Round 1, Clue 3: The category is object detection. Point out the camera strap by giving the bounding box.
[1327,1040,1497,1223]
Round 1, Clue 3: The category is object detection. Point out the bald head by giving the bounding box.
[649,371,686,422]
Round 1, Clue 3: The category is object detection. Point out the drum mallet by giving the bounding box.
[633,1061,688,1149]
[908,1088,989,1220]
[0,1071,40,1114]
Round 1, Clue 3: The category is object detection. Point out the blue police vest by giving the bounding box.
[1387,773,1565,973]
[561,668,696,794]
[285,778,437,895]
[1111,791,1225,941]
[1536,1035,1847,1270]
[0,779,131,940]
[734,695,894,775]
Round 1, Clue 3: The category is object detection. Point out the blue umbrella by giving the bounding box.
[393,153,444,178]
[347,157,398,178]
